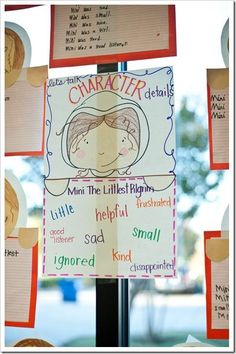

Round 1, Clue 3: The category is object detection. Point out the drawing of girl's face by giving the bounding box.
[69,121,139,173]
[5,179,19,238]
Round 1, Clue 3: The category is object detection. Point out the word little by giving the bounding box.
[50,203,75,221]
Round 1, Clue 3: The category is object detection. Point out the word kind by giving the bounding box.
[112,249,132,262]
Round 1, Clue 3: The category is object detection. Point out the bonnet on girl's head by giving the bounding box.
[61,91,150,173]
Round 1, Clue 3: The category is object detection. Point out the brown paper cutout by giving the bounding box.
[5,177,38,248]
[5,179,19,238]
[5,28,25,88]
[13,338,54,347]
[18,228,38,249]
[27,65,48,87]
[207,68,229,90]
[206,238,229,262]
[5,26,48,88]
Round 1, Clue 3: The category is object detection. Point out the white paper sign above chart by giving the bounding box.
[43,67,176,278]
[50,5,176,67]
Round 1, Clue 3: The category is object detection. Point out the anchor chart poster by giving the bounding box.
[43,67,176,278]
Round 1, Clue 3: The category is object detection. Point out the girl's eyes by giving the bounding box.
[122,137,126,143]
[84,139,88,144]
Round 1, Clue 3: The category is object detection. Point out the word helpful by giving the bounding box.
[95,203,128,223]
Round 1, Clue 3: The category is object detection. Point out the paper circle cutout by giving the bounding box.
[5,170,27,234]
[13,338,54,347]
[27,65,48,87]
[221,18,229,68]
[5,22,31,88]
[5,27,25,88]
[18,228,38,249]
[206,238,229,262]
[207,68,229,90]
[5,22,31,68]
[5,178,19,237]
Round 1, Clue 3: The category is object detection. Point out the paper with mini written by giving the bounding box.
[43,67,176,278]
[207,68,229,169]
[5,236,37,327]
[211,257,229,329]
[50,5,176,66]
[5,66,46,155]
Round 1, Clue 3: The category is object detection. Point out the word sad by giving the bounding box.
[84,230,104,244]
